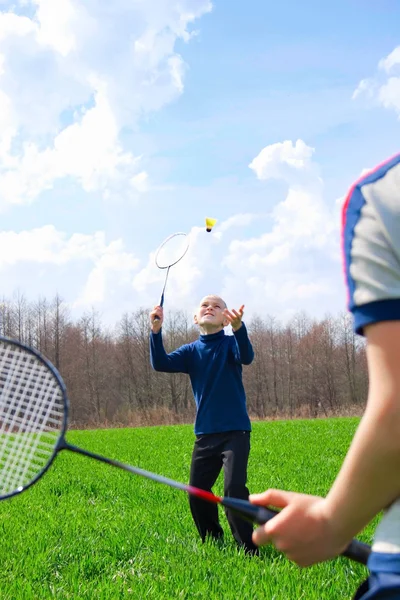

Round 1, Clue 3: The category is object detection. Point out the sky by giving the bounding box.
[0,0,399,327]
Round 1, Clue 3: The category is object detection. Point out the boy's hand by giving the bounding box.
[150,306,163,333]
[250,489,348,567]
[223,305,244,331]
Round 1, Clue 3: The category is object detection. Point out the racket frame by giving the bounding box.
[153,231,190,313]
[0,337,69,500]
[154,232,190,270]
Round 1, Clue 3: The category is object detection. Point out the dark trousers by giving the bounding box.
[188,430,258,553]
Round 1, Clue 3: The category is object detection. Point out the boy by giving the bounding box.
[250,153,400,598]
[149,295,258,555]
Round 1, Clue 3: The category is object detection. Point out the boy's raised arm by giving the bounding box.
[150,305,163,334]
[149,307,189,373]
[223,305,254,365]
[232,322,254,365]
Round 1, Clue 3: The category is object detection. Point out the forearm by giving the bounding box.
[150,331,170,371]
[149,331,187,373]
[325,397,400,543]
[233,324,254,365]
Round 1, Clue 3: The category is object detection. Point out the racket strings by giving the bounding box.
[0,343,64,495]
[155,233,189,269]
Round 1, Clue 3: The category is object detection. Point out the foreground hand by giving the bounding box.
[249,489,349,567]
[223,304,244,331]
[150,306,163,333]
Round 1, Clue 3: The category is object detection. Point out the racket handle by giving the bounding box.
[221,497,276,525]
[153,294,165,320]
[220,497,371,565]
[341,539,371,565]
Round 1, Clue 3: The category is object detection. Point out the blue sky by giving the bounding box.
[0,0,399,326]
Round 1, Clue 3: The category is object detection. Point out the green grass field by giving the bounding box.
[0,419,374,599]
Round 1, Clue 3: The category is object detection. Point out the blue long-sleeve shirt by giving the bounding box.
[150,324,254,435]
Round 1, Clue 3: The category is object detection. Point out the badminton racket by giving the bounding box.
[153,232,190,320]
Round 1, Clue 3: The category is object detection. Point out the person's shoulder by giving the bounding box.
[356,153,400,190]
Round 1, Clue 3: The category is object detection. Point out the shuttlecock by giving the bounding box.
[205,217,217,233]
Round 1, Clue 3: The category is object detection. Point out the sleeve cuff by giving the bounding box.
[352,299,400,335]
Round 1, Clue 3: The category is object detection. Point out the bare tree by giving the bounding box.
[0,291,370,426]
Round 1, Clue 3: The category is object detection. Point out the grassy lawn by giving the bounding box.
[0,418,373,599]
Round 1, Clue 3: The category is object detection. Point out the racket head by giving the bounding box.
[155,232,190,269]
[0,337,68,500]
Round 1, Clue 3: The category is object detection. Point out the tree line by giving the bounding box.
[0,293,368,428]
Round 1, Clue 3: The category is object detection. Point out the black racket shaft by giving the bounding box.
[59,439,371,566]
[154,267,170,320]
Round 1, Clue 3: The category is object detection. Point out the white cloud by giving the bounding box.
[0,225,141,320]
[128,140,344,324]
[218,140,342,318]
[74,240,140,306]
[131,171,149,193]
[249,139,315,182]
[352,78,377,100]
[218,213,263,233]
[0,132,344,326]
[0,0,213,206]
[353,45,400,117]
[34,0,80,56]
[0,225,139,267]
[0,83,144,206]
[378,77,400,114]
[378,46,400,73]
[0,4,353,326]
